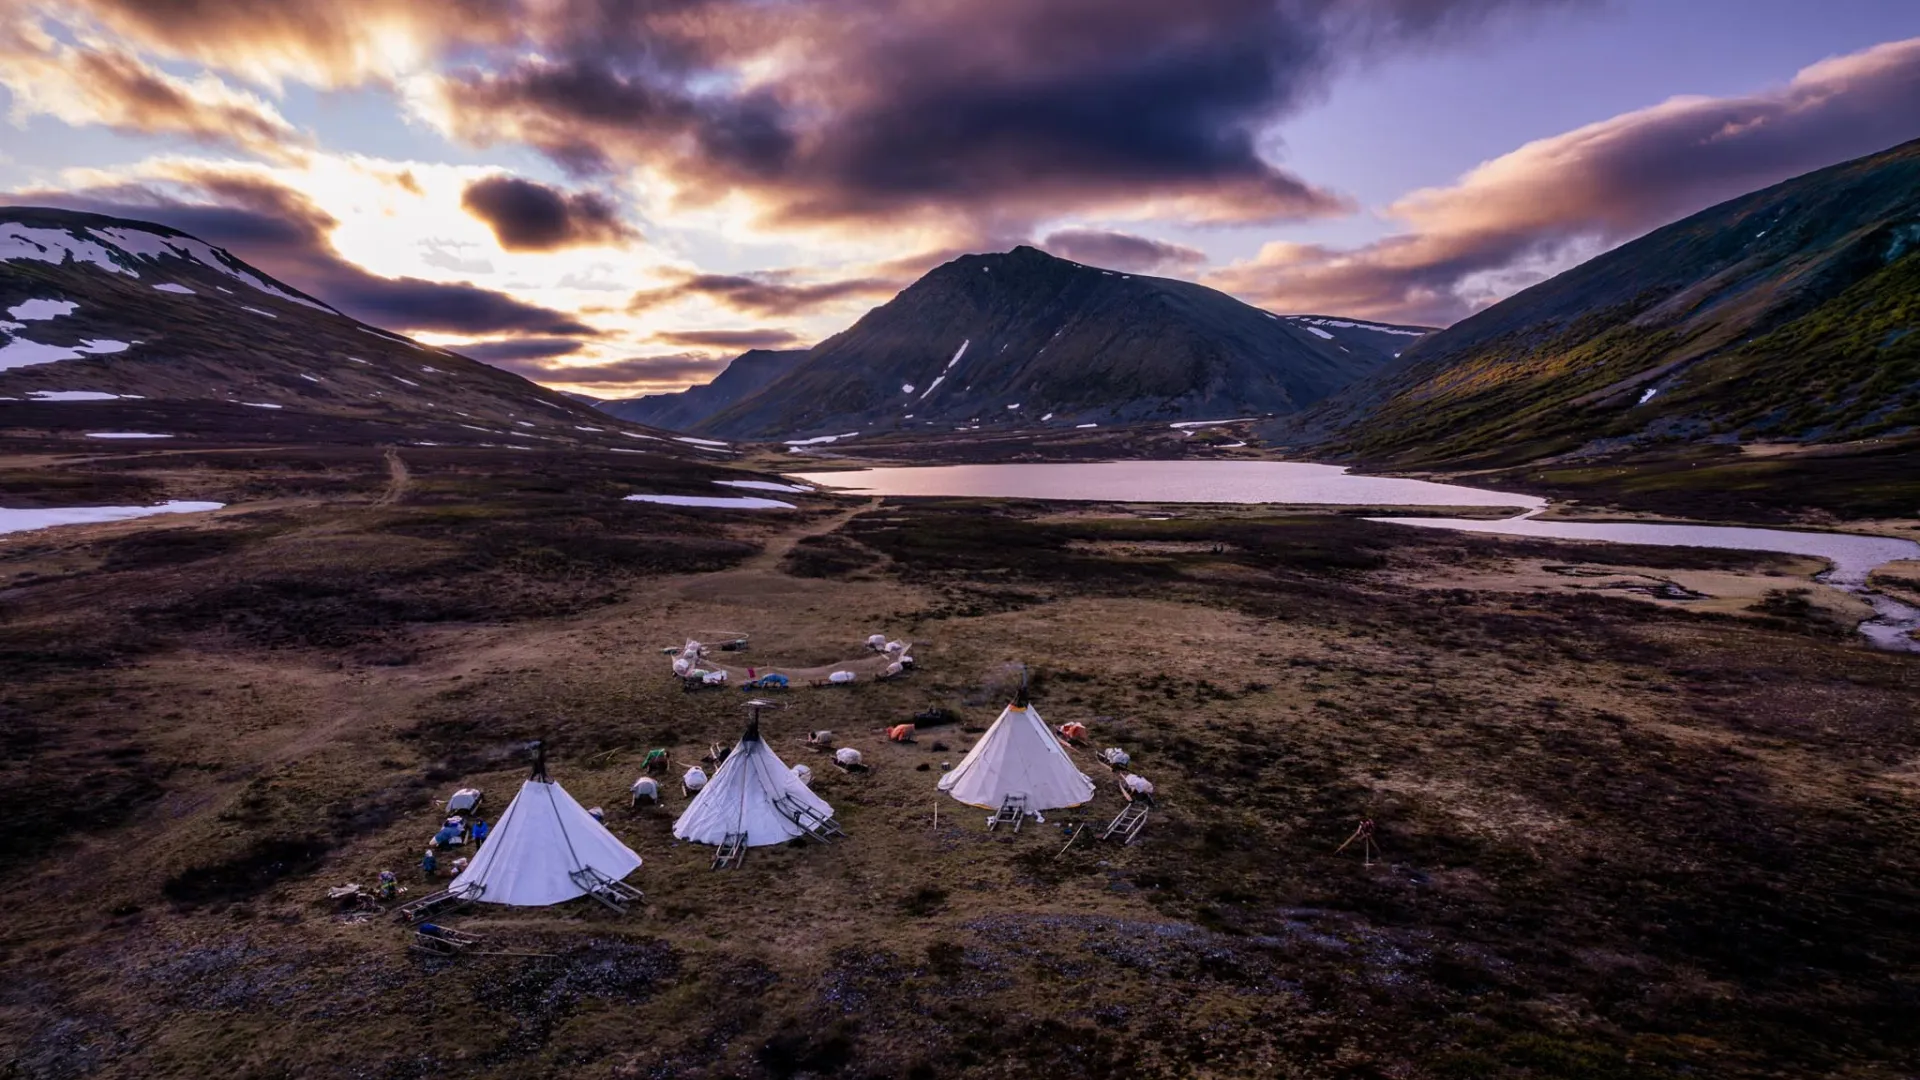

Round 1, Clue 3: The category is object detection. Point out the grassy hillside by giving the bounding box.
[1321,139,1920,484]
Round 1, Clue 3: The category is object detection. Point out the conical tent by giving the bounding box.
[938,701,1094,810]
[674,721,835,846]
[449,777,643,906]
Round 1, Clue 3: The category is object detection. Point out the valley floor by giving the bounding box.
[3,446,1917,1080]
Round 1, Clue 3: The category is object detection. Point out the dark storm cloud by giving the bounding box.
[649,327,802,349]
[459,175,640,251]
[626,269,897,317]
[459,337,588,363]
[32,0,1586,231]
[13,174,597,336]
[1040,229,1209,274]
[1206,36,1920,324]
[421,0,1585,229]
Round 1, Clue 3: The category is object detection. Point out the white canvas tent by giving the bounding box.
[448,775,643,906]
[674,720,835,847]
[938,701,1094,810]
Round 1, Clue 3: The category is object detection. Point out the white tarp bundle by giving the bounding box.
[448,778,642,906]
[938,702,1094,810]
[828,670,855,684]
[674,726,835,847]
[834,748,862,767]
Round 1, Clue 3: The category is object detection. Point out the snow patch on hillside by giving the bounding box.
[625,494,793,509]
[153,283,195,295]
[0,336,131,372]
[0,500,223,535]
[29,390,132,401]
[0,224,127,275]
[8,298,78,321]
[784,432,859,447]
[1302,326,1334,340]
[1288,316,1425,336]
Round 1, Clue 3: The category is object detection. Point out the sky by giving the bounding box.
[0,0,1916,398]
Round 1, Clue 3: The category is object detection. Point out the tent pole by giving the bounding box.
[1055,823,1084,860]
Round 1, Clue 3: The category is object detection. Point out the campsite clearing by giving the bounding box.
[3,447,1918,1079]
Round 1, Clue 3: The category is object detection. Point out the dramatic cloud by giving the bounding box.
[458,337,587,363]
[1040,229,1208,275]
[627,270,898,318]
[459,175,639,252]
[649,328,803,350]
[409,0,1575,232]
[12,172,597,336]
[0,23,305,159]
[1208,36,1920,324]
[13,0,520,87]
[488,352,729,387]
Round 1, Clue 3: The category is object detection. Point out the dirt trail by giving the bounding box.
[373,447,410,506]
[737,496,879,572]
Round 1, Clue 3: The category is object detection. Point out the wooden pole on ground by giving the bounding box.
[932,801,939,831]
[1055,824,1085,860]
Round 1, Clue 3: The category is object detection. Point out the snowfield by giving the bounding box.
[0,500,225,535]
[624,494,795,510]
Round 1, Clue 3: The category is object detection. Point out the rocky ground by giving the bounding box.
[3,446,1917,1079]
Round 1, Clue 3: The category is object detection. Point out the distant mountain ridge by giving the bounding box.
[597,349,806,430]
[0,207,702,452]
[1305,138,1920,468]
[694,246,1429,438]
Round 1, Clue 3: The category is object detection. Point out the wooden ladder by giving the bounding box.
[774,795,846,843]
[570,867,645,913]
[394,884,478,923]
[712,832,749,870]
[1101,802,1151,844]
[989,794,1029,833]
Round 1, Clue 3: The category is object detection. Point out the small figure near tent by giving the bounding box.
[1100,747,1131,768]
[469,819,490,846]
[1058,722,1088,743]
[791,763,813,787]
[421,848,437,879]
[683,766,709,796]
[631,776,660,806]
[450,856,470,877]
[643,748,669,774]
[888,723,916,743]
[376,870,398,902]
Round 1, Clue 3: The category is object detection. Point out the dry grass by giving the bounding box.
[3,454,1918,1079]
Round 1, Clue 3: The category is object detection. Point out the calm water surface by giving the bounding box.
[791,461,1546,508]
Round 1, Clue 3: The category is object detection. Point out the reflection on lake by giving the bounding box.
[791,461,1546,508]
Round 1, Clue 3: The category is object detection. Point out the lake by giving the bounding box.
[790,461,1546,508]
[1372,512,1920,653]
